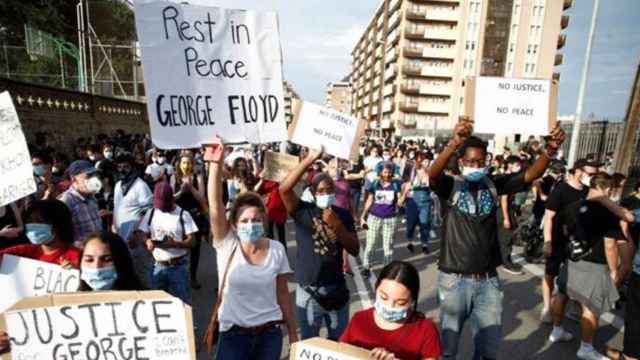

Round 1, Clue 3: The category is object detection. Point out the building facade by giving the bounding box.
[350,0,572,137]
[326,80,353,115]
[559,120,624,164]
[283,81,300,127]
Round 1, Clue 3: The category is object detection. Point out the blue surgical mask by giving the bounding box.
[81,265,118,290]
[237,222,264,243]
[33,164,48,177]
[461,166,488,182]
[25,223,54,245]
[374,299,411,322]
[315,194,336,209]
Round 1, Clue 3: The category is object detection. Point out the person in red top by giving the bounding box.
[256,177,289,251]
[340,261,442,360]
[0,199,79,268]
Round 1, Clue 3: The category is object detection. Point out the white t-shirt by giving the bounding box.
[139,206,198,261]
[214,231,291,331]
[113,178,153,241]
[145,163,175,181]
[364,155,382,182]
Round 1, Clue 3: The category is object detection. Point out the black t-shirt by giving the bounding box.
[564,200,624,264]
[621,195,640,246]
[347,158,365,190]
[292,201,356,286]
[545,182,587,249]
[431,172,529,273]
[533,175,556,218]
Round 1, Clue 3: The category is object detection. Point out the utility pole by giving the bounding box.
[567,0,600,167]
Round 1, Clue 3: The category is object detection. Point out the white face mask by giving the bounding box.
[86,176,103,194]
[315,194,336,209]
[156,157,166,165]
[581,175,592,188]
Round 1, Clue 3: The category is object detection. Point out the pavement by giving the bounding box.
[190,220,627,360]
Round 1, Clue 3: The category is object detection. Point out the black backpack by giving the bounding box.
[566,201,594,262]
[147,208,185,240]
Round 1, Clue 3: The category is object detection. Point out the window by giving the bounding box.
[509,43,515,53]
[533,45,538,54]
[530,63,536,73]
[507,62,513,72]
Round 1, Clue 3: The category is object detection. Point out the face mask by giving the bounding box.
[86,176,103,194]
[33,164,48,177]
[103,151,114,160]
[88,155,97,161]
[461,166,488,182]
[374,299,411,322]
[81,265,118,290]
[512,166,522,173]
[383,155,391,161]
[315,193,336,209]
[156,157,166,165]
[237,222,263,243]
[581,175,592,188]
[409,153,416,160]
[25,223,54,245]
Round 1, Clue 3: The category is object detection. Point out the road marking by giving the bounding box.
[349,255,372,308]
[511,254,625,332]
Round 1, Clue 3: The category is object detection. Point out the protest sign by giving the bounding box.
[0,91,36,207]
[134,1,287,148]
[464,77,558,135]
[0,291,195,360]
[290,337,369,360]
[289,100,366,161]
[262,151,299,183]
[0,255,80,313]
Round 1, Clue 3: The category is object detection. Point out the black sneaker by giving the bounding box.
[361,268,371,278]
[502,262,524,275]
[421,246,430,255]
[407,243,415,253]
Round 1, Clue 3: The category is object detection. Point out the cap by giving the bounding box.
[67,160,97,177]
[549,161,566,174]
[573,158,601,171]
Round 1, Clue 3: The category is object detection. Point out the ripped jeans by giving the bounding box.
[295,284,349,341]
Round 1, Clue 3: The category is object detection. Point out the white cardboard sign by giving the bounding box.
[134,0,287,148]
[2,292,193,360]
[291,337,369,360]
[289,101,365,161]
[0,91,36,207]
[0,255,80,313]
[471,77,554,135]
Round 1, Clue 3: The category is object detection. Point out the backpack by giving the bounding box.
[566,201,594,262]
[147,208,186,240]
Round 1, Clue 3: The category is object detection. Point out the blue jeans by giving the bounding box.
[351,187,362,213]
[215,325,283,360]
[438,271,504,360]
[152,258,191,305]
[405,197,432,246]
[295,285,349,341]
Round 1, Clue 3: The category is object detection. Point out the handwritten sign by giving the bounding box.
[289,100,365,161]
[262,151,299,183]
[465,77,557,135]
[0,92,36,207]
[134,1,287,148]
[291,337,369,360]
[1,291,195,360]
[0,255,80,313]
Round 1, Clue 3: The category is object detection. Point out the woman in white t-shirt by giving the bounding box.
[205,136,297,360]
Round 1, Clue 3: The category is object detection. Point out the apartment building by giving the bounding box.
[326,80,353,115]
[283,81,300,127]
[350,0,572,137]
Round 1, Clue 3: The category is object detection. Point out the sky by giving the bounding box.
[210,0,640,120]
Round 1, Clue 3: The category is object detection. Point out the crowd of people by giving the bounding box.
[0,118,639,360]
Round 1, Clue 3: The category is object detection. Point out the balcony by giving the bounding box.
[400,115,417,128]
[406,24,425,39]
[421,64,453,77]
[406,6,427,20]
[385,65,397,81]
[424,27,458,41]
[403,63,422,76]
[400,99,419,112]
[400,81,420,94]
[418,100,450,113]
[390,0,401,13]
[424,46,457,59]
[404,45,425,58]
[564,0,573,10]
[383,84,396,96]
[385,48,399,63]
[555,54,564,66]
[561,15,570,29]
[389,11,401,30]
[426,9,459,22]
[557,34,567,49]
[419,83,451,96]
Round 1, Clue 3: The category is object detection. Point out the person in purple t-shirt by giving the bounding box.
[360,161,402,277]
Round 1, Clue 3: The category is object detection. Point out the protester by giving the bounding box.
[0,202,24,251]
[497,156,526,275]
[360,161,403,277]
[79,231,144,291]
[542,159,598,324]
[621,181,640,246]
[280,146,359,340]
[139,181,198,305]
[428,116,565,359]
[227,157,257,207]
[58,160,104,246]
[145,148,174,182]
[171,153,208,289]
[0,199,79,268]
[400,156,433,255]
[553,173,637,360]
[340,261,442,360]
[255,174,288,252]
[207,136,297,359]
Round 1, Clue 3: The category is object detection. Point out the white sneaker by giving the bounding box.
[577,346,610,360]
[548,327,574,343]
[540,307,552,324]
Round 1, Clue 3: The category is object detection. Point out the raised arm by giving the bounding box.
[205,137,230,241]
[523,123,566,184]
[279,147,323,214]
[428,117,473,183]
